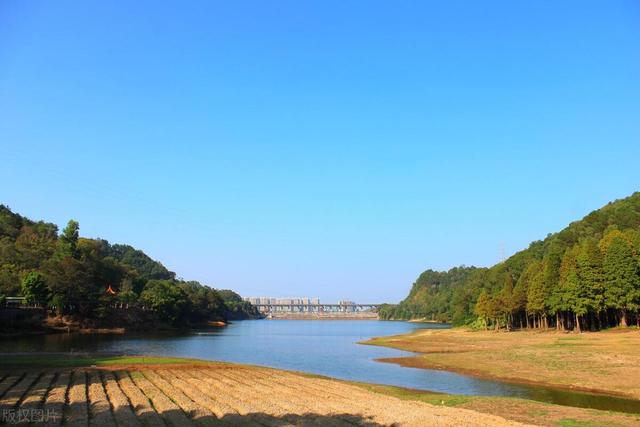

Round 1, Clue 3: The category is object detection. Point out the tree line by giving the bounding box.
[0,205,260,329]
[380,192,640,331]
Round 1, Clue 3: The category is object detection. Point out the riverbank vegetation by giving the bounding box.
[0,205,260,333]
[365,327,640,401]
[380,192,640,332]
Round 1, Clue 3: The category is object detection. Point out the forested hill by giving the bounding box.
[379,192,640,331]
[0,205,260,330]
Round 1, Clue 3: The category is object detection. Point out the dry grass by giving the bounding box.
[0,372,39,415]
[43,372,69,427]
[16,372,54,422]
[0,365,529,426]
[101,370,140,427]
[128,369,192,427]
[364,328,640,399]
[65,370,89,427]
[114,370,164,427]
[142,370,216,425]
[87,370,116,427]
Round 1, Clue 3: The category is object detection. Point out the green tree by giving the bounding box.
[58,220,80,259]
[623,229,640,256]
[15,223,57,269]
[0,236,18,266]
[178,281,227,322]
[576,238,604,328]
[20,271,48,305]
[140,280,188,324]
[218,289,260,319]
[498,274,517,330]
[486,293,502,330]
[514,263,538,328]
[599,228,626,253]
[526,261,546,328]
[558,246,588,332]
[108,244,175,281]
[117,277,138,306]
[474,289,491,330]
[601,234,639,326]
[543,243,563,292]
[44,256,99,316]
[0,264,20,296]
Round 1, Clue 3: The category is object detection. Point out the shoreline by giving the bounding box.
[2,354,640,426]
[374,355,635,400]
[5,349,636,400]
[1,320,230,338]
[362,327,640,402]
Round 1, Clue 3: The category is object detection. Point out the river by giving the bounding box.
[2,319,639,413]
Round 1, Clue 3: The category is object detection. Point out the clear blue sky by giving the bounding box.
[1,1,639,302]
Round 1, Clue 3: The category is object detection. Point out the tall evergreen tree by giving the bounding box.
[58,220,80,259]
[601,234,638,326]
[515,261,541,328]
[526,261,546,328]
[542,244,563,329]
[512,277,528,328]
[576,238,604,328]
[474,289,491,330]
[498,274,517,330]
[559,246,588,331]
[549,248,574,331]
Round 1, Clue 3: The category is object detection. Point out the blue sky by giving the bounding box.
[1,1,639,302]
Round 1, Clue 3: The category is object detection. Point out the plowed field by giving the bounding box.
[0,365,524,426]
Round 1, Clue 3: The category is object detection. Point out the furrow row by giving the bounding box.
[87,370,115,427]
[212,369,359,426]
[141,370,217,426]
[101,370,141,427]
[114,371,166,427]
[0,367,524,427]
[43,372,70,427]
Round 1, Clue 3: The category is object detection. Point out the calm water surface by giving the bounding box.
[2,320,639,413]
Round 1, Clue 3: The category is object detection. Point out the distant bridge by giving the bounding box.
[253,303,380,314]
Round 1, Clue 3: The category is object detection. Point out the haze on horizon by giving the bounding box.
[1,1,639,303]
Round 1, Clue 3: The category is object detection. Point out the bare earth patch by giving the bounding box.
[0,364,526,426]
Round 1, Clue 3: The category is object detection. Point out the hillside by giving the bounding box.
[0,205,260,332]
[380,192,640,330]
